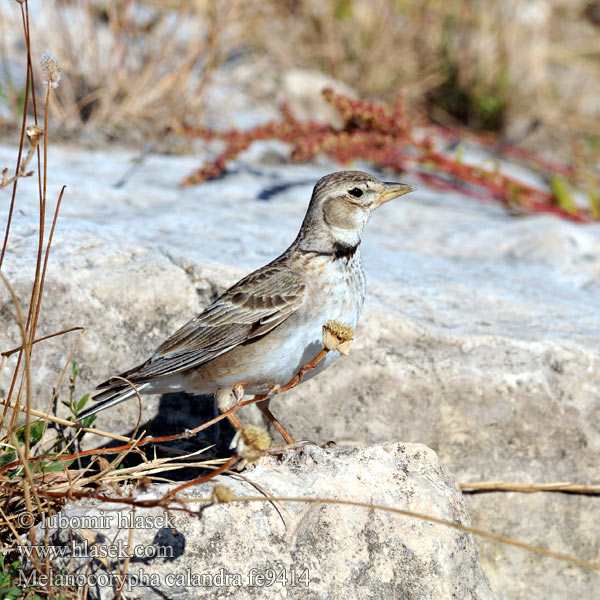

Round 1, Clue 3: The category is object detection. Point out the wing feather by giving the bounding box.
[110,260,305,383]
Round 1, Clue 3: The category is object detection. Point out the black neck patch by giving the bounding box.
[301,242,359,261]
[332,242,359,260]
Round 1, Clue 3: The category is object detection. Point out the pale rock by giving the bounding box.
[281,68,356,127]
[33,443,495,600]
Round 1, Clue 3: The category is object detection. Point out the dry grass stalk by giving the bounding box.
[0,4,174,594]
[0,396,131,443]
[0,0,260,143]
[0,125,42,190]
[0,338,334,480]
[460,480,600,495]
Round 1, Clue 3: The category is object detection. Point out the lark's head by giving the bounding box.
[297,171,415,253]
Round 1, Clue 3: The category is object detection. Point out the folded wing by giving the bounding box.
[100,260,305,386]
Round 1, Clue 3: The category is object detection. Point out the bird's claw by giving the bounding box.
[266,439,326,455]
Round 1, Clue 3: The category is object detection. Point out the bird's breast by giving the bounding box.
[301,251,366,328]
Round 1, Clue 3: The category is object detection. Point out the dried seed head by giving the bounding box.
[137,476,152,492]
[95,456,111,472]
[322,320,354,355]
[215,388,236,412]
[40,53,61,89]
[26,125,44,146]
[232,382,244,400]
[216,383,244,412]
[210,484,235,504]
[230,426,271,463]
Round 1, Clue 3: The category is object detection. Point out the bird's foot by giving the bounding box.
[267,439,329,455]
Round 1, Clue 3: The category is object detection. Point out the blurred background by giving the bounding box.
[1,0,600,167]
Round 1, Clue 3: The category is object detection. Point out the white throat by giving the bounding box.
[329,224,362,248]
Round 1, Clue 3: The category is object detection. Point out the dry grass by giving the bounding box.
[0,0,262,144]
[0,4,231,595]
[250,0,600,139]
[1,0,600,150]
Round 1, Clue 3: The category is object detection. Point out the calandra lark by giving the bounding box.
[78,171,415,440]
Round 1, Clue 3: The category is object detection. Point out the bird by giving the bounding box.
[77,171,415,442]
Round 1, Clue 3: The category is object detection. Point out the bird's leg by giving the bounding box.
[217,323,352,450]
[256,397,296,445]
[215,382,295,445]
[253,349,329,446]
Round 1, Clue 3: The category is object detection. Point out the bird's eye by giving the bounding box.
[348,187,363,198]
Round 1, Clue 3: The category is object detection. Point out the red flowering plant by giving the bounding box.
[181,89,598,223]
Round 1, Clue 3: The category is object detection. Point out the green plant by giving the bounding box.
[0,554,23,600]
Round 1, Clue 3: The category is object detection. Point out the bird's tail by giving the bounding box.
[76,379,150,421]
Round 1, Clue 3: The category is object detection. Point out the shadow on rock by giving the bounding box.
[85,392,237,481]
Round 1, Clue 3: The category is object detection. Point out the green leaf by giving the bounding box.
[15,420,46,448]
[16,86,27,119]
[75,394,90,414]
[588,187,599,219]
[550,176,576,214]
[0,557,22,600]
[0,585,22,600]
[80,415,96,429]
[42,459,72,473]
[0,452,16,468]
[333,0,352,19]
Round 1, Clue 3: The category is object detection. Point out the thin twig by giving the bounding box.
[460,481,600,495]
[26,488,600,573]
[0,348,332,475]
[0,396,130,443]
[0,2,30,269]
[1,326,85,359]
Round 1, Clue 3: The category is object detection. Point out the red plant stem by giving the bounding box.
[180,89,595,223]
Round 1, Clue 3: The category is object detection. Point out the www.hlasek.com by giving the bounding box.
[18,539,174,561]
[19,567,311,590]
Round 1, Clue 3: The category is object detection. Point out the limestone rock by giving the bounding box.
[34,443,495,600]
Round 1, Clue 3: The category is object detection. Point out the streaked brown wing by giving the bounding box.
[126,261,305,380]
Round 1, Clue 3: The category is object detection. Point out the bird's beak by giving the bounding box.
[374,182,415,208]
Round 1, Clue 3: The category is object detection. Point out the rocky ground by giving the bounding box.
[1,140,599,598]
[32,443,494,600]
